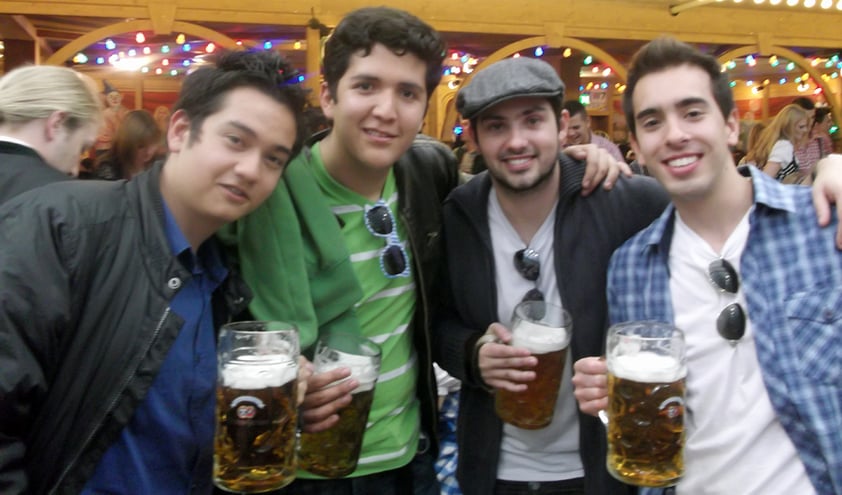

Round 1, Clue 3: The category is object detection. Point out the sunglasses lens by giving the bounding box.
[382,244,408,276]
[366,205,393,236]
[709,259,739,293]
[522,288,545,302]
[717,303,746,341]
[514,249,540,281]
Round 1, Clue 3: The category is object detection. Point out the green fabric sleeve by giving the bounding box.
[219,149,364,350]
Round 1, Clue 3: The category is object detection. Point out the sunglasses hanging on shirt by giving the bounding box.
[364,199,411,279]
[708,258,746,345]
[514,248,544,302]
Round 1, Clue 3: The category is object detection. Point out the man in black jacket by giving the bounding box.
[0,51,307,494]
[433,56,670,495]
[0,65,101,204]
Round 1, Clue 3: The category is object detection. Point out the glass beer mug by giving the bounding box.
[495,300,572,429]
[214,321,300,493]
[299,331,382,478]
[601,321,687,488]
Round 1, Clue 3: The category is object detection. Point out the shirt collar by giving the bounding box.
[641,164,798,256]
[0,136,36,149]
[161,198,227,282]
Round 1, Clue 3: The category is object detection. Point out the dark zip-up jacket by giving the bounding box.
[0,140,72,205]
[0,164,251,494]
[433,155,669,495]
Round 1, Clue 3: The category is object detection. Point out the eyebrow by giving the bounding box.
[349,73,425,94]
[227,121,293,156]
[635,97,709,122]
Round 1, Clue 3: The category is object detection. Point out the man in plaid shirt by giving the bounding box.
[573,37,842,494]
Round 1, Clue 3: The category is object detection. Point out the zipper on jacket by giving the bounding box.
[50,308,172,494]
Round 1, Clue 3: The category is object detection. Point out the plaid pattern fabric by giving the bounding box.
[435,391,463,495]
[609,166,842,494]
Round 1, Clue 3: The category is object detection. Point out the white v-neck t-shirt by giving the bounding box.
[669,210,813,494]
[488,189,584,482]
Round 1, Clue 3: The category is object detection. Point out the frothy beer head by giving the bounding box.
[609,352,686,383]
[512,320,570,354]
[315,349,379,392]
[222,355,298,389]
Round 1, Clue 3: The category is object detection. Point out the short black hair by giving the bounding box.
[563,99,587,119]
[623,37,734,137]
[322,6,446,101]
[792,96,816,111]
[172,50,308,158]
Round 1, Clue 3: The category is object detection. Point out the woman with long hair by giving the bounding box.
[95,109,162,180]
[744,104,810,182]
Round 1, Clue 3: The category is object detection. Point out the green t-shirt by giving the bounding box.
[299,143,420,478]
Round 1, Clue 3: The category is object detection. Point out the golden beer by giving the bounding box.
[298,331,381,478]
[214,322,300,493]
[299,387,376,477]
[214,374,298,492]
[495,302,572,430]
[495,346,567,429]
[606,353,685,488]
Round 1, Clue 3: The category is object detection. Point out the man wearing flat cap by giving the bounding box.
[432,56,670,495]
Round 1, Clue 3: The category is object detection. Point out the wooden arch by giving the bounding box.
[45,20,239,67]
[439,35,627,141]
[717,45,841,128]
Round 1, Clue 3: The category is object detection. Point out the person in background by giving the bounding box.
[223,7,628,495]
[792,96,822,171]
[738,121,766,165]
[743,103,810,183]
[0,64,101,204]
[95,109,163,180]
[563,99,625,163]
[807,107,834,169]
[433,56,669,495]
[0,50,308,495]
[573,36,842,495]
[94,80,130,157]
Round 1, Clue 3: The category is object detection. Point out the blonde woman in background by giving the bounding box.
[744,104,810,183]
[738,121,766,165]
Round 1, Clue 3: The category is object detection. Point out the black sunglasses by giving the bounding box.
[708,258,746,344]
[514,248,544,302]
[364,200,410,279]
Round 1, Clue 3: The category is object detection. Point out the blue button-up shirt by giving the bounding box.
[82,200,227,495]
[608,167,842,494]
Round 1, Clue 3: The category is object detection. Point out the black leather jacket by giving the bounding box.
[393,134,461,450]
[0,140,72,205]
[0,165,251,494]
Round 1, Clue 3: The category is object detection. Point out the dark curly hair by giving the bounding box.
[323,7,446,101]
[172,50,308,158]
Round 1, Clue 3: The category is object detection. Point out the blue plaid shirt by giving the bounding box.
[608,166,842,494]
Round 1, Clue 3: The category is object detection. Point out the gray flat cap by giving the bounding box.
[456,57,565,120]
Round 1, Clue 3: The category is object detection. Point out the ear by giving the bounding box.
[319,82,336,120]
[629,133,644,166]
[464,122,479,149]
[557,109,570,145]
[44,111,66,141]
[725,108,740,148]
[166,109,192,153]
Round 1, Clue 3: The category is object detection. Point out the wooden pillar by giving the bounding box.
[305,25,321,107]
[559,53,582,103]
[3,39,36,72]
